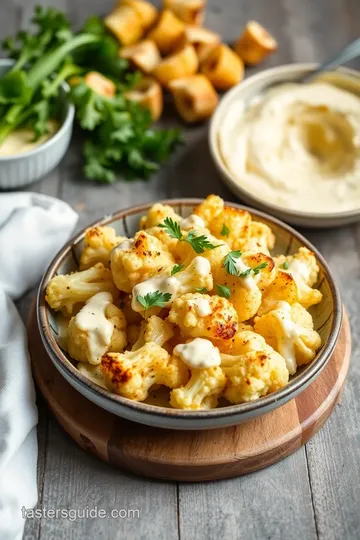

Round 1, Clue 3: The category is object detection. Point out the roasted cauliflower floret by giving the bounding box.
[221,347,289,403]
[216,252,275,322]
[168,293,238,341]
[46,263,117,316]
[67,292,127,365]
[111,231,175,293]
[131,256,213,313]
[132,315,175,350]
[274,247,322,308]
[217,328,266,355]
[254,301,322,375]
[236,221,275,255]
[193,194,224,226]
[140,203,182,229]
[259,270,299,315]
[170,365,226,410]
[101,343,189,401]
[80,226,127,270]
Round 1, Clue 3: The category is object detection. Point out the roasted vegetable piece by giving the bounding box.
[80,226,127,270]
[153,44,199,87]
[233,20,277,66]
[126,77,163,121]
[104,4,144,45]
[168,74,218,123]
[120,39,161,73]
[201,43,244,90]
[83,71,116,97]
[164,0,207,25]
[121,0,158,29]
[148,9,185,54]
[170,365,226,409]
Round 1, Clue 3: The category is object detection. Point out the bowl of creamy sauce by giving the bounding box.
[210,63,360,227]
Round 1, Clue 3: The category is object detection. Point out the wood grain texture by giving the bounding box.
[2,0,355,537]
[27,307,350,482]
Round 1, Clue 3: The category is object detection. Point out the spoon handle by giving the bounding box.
[304,37,360,82]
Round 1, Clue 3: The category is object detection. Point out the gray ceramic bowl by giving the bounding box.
[37,199,342,430]
[0,59,74,189]
[210,63,360,228]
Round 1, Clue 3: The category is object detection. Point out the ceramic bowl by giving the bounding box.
[0,59,74,189]
[209,63,360,228]
[37,199,342,430]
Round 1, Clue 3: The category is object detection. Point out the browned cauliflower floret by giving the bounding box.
[168,292,238,341]
[132,315,175,350]
[274,247,322,308]
[254,301,322,375]
[259,269,299,315]
[220,347,289,403]
[68,292,127,365]
[79,226,127,270]
[217,328,266,354]
[216,252,275,322]
[101,342,189,401]
[236,221,275,255]
[139,203,182,229]
[170,365,226,410]
[131,256,213,313]
[46,263,118,316]
[193,194,224,224]
[110,231,175,292]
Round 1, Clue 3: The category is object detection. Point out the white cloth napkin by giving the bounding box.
[0,193,78,540]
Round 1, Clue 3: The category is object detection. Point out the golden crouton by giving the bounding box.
[120,40,161,73]
[153,44,199,87]
[148,9,185,54]
[183,25,220,62]
[104,4,143,46]
[126,77,163,121]
[201,43,244,90]
[168,74,218,123]
[121,0,158,29]
[164,0,206,25]
[84,72,116,98]
[233,20,277,66]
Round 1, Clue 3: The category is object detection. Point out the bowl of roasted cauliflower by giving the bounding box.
[38,195,342,430]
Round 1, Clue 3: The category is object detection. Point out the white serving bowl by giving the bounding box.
[0,59,74,189]
[37,199,342,430]
[209,63,360,228]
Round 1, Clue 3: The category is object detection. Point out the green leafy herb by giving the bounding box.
[239,262,268,278]
[216,284,231,299]
[171,264,184,276]
[282,261,289,270]
[220,223,230,237]
[158,217,182,240]
[195,287,208,293]
[223,250,242,276]
[159,218,221,254]
[136,291,172,311]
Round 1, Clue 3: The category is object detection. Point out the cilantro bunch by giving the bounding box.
[0,6,182,183]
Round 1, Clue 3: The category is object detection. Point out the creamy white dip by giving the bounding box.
[0,120,59,157]
[218,82,360,213]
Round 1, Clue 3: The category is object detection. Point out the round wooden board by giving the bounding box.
[28,308,351,482]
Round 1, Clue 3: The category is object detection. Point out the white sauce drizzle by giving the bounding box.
[131,256,211,312]
[180,214,206,230]
[174,338,221,369]
[188,297,212,317]
[287,259,310,284]
[75,292,114,365]
[273,301,302,375]
[235,258,258,290]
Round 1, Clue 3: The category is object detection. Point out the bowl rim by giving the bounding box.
[37,198,343,420]
[0,58,75,162]
[209,62,360,221]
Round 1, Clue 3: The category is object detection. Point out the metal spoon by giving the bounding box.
[302,37,360,82]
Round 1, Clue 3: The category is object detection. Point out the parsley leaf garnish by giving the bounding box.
[159,217,221,254]
[220,223,230,237]
[171,264,184,276]
[216,283,231,299]
[239,262,268,278]
[195,287,208,293]
[282,261,289,270]
[223,250,242,276]
[136,291,172,311]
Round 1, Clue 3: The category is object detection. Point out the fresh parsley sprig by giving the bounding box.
[159,217,221,254]
[239,261,268,277]
[282,261,289,270]
[216,283,231,299]
[223,250,242,276]
[171,264,184,276]
[220,223,230,237]
[136,291,172,313]
[195,287,208,293]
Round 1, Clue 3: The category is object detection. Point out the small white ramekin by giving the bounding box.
[0,59,74,190]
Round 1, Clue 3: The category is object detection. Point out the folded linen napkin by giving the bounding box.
[0,193,78,540]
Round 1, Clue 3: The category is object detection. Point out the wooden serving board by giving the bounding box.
[28,308,351,482]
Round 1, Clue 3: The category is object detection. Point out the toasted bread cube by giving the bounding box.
[121,0,158,29]
[104,4,143,46]
[126,77,163,121]
[120,40,161,73]
[169,74,218,123]
[201,43,244,90]
[164,0,206,25]
[234,21,277,65]
[148,9,185,54]
[184,25,220,62]
[153,44,198,87]
[84,72,116,97]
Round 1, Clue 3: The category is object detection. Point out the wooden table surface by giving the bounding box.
[2,0,360,538]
